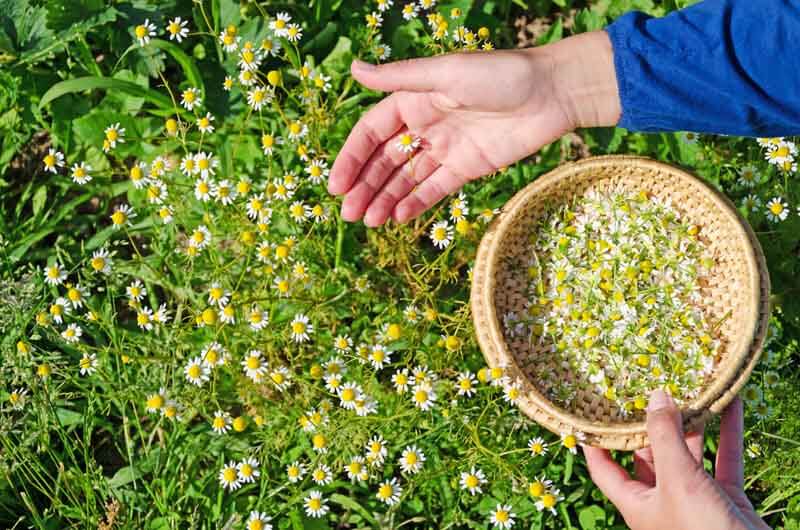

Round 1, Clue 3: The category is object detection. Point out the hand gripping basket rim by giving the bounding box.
[470,155,770,450]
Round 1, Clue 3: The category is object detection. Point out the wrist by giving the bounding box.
[545,31,622,129]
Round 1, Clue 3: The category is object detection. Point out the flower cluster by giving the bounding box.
[506,190,719,416]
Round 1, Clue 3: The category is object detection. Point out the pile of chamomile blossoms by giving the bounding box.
[505,190,720,417]
[15,2,589,528]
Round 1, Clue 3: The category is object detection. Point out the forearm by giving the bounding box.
[546,31,622,130]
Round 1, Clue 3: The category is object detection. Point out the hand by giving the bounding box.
[328,31,621,226]
[583,391,770,530]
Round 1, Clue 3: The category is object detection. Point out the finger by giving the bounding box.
[646,390,700,483]
[329,94,404,196]
[715,396,744,490]
[392,166,468,223]
[340,130,416,222]
[686,427,705,464]
[364,152,440,227]
[583,446,648,515]
[633,448,656,487]
[351,57,450,93]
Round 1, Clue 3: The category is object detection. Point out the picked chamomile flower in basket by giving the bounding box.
[472,156,770,449]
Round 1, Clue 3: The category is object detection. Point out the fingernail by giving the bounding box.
[352,59,376,70]
[647,389,672,412]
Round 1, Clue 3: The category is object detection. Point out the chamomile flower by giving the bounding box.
[399,445,425,474]
[503,380,522,405]
[213,179,236,205]
[429,221,453,249]
[242,349,267,382]
[412,383,436,411]
[765,140,797,166]
[165,17,189,42]
[391,368,411,393]
[247,87,272,111]
[290,313,313,343]
[189,225,212,249]
[103,123,125,151]
[153,304,170,324]
[133,19,156,46]
[269,366,292,391]
[211,410,232,434]
[455,371,478,397]
[419,0,436,8]
[287,121,308,141]
[460,467,486,495]
[737,165,760,187]
[237,457,260,483]
[560,431,585,454]
[338,382,362,410]
[323,356,347,376]
[136,306,154,330]
[304,159,329,184]
[535,488,564,515]
[346,456,369,482]
[247,307,269,331]
[201,342,227,368]
[238,47,262,71]
[78,352,97,375]
[43,148,65,173]
[333,335,353,353]
[219,303,236,324]
[194,179,213,201]
[303,490,329,518]
[110,204,135,229]
[239,69,256,86]
[44,263,67,286]
[365,435,388,465]
[181,87,201,110]
[376,477,402,505]
[222,76,234,91]
[286,23,303,42]
[270,12,292,37]
[245,512,272,530]
[128,161,148,188]
[366,11,383,28]
[193,151,218,179]
[145,388,166,413]
[479,207,501,223]
[8,388,28,410]
[376,0,394,11]
[246,194,270,221]
[489,504,516,529]
[49,298,69,323]
[741,194,762,213]
[311,464,333,485]
[126,279,146,302]
[207,282,230,307]
[396,133,420,154]
[286,461,306,483]
[196,112,215,134]
[184,356,210,386]
[70,162,92,185]
[219,461,241,491]
[261,133,280,155]
[528,437,548,456]
[260,37,281,57]
[219,29,240,52]
[766,197,789,222]
[369,344,392,370]
[61,323,82,343]
[288,201,311,223]
[375,43,392,61]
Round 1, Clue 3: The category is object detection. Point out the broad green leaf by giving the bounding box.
[107,465,142,489]
[149,39,205,97]
[55,407,83,427]
[330,493,377,525]
[578,505,606,530]
[39,76,178,114]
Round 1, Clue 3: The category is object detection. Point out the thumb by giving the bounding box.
[351,57,448,92]
[646,389,700,484]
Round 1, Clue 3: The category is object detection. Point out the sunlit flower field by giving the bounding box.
[0,0,798,528]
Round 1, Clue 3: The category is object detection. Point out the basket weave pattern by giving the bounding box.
[471,156,770,450]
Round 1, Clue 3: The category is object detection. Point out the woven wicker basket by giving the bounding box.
[471,155,770,450]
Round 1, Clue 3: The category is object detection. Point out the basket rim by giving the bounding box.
[471,155,770,449]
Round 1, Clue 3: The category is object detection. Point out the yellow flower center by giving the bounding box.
[212,416,226,429]
[415,389,428,403]
[275,19,286,29]
[183,90,195,103]
[44,154,56,167]
[378,484,392,498]
[146,395,164,409]
[106,129,118,142]
[292,321,306,334]
[187,364,201,378]
[308,498,321,511]
[529,481,544,497]
[405,452,417,464]
[271,372,284,384]
[495,510,509,522]
[770,202,784,215]
[135,25,146,38]
[465,475,478,488]
[542,493,556,508]
[563,435,577,449]
[222,468,237,482]
[249,520,263,530]
[341,388,355,402]
[312,434,326,448]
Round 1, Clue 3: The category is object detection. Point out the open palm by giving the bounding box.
[328,50,575,226]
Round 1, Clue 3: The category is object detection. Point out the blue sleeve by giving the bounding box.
[605,0,800,137]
